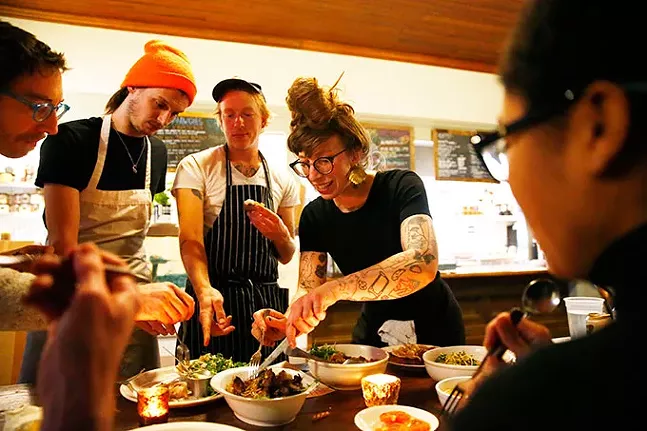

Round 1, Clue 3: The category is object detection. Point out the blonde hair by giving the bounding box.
[286,76,371,167]
[214,91,271,128]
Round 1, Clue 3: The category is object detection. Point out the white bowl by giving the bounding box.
[305,344,388,390]
[209,366,314,427]
[434,375,472,406]
[422,345,486,381]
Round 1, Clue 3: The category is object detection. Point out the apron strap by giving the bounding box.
[258,151,274,210]
[144,136,152,191]
[87,115,111,190]
[224,144,275,210]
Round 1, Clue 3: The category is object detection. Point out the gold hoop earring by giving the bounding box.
[348,165,367,186]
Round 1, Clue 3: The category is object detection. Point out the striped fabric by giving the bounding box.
[180,148,288,363]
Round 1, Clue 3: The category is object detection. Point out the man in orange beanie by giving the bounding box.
[20,39,199,383]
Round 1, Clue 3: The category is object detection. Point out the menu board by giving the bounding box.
[433,129,496,182]
[156,112,226,170]
[363,124,414,171]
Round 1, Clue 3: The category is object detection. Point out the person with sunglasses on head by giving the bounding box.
[19,38,199,384]
[446,0,643,429]
[172,78,300,362]
[252,77,465,350]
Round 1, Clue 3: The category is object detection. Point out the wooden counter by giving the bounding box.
[309,266,569,347]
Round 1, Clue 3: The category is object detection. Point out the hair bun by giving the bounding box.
[286,77,338,130]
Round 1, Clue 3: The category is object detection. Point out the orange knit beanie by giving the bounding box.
[121,40,197,105]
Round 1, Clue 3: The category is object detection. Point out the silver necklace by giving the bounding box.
[114,130,146,174]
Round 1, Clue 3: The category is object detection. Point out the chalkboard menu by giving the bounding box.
[363,124,414,171]
[433,129,496,182]
[156,113,226,170]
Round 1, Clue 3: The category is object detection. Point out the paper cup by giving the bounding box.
[564,297,604,339]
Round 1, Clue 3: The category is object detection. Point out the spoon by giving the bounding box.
[476,278,562,372]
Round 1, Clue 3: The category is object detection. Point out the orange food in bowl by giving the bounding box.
[374,411,431,431]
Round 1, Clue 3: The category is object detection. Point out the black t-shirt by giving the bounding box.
[36,117,167,197]
[450,224,646,431]
[299,169,465,347]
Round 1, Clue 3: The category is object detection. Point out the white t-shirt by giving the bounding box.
[172,146,301,227]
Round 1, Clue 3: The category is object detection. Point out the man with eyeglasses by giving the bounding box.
[0,20,144,430]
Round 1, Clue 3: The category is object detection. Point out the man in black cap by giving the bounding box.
[172,78,300,362]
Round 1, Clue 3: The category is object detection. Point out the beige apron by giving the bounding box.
[77,114,159,377]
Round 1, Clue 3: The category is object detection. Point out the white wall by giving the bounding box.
[3,17,503,126]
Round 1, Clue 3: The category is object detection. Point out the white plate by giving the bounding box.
[381,345,437,369]
[119,364,223,409]
[126,422,244,431]
[354,405,439,431]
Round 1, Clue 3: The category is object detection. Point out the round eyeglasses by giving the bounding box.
[1,91,70,122]
[289,149,347,177]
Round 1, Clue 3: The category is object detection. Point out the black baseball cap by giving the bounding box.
[212,78,264,102]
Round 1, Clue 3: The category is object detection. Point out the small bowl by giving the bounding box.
[434,376,472,406]
[210,366,314,427]
[422,345,486,381]
[185,371,213,398]
[305,344,388,390]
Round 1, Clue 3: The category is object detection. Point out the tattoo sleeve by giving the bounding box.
[329,214,439,302]
[295,252,328,298]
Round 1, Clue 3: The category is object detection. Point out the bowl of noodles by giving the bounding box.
[422,345,486,382]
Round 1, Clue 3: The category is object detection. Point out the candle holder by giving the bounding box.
[137,384,170,426]
[361,374,401,407]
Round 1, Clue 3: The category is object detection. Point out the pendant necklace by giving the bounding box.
[115,130,146,174]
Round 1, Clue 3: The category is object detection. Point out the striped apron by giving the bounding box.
[180,146,288,363]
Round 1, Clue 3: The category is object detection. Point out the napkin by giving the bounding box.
[378,320,417,346]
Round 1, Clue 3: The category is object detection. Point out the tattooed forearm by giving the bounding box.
[297,252,328,293]
[328,215,439,302]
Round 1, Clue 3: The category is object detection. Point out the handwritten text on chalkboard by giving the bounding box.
[363,124,413,171]
[156,114,226,170]
[433,129,495,182]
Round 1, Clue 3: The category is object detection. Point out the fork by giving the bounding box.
[248,310,269,378]
[117,368,146,393]
[176,322,190,368]
[440,309,524,417]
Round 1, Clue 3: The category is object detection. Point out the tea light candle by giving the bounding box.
[361,374,401,407]
[137,384,170,426]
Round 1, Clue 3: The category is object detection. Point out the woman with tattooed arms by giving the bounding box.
[173,78,300,362]
[253,77,465,348]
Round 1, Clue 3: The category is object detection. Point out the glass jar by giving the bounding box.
[137,384,170,426]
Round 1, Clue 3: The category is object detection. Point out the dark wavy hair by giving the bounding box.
[499,0,646,170]
[0,20,67,89]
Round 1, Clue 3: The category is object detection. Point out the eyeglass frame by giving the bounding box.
[470,82,647,182]
[0,90,70,122]
[289,148,348,177]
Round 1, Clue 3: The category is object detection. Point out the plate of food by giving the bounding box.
[119,353,245,408]
[382,344,437,368]
[210,366,316,427]
[305,344,388,390]
[354,405,439,431]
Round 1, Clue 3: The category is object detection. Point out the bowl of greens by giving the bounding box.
[306,344,388,390]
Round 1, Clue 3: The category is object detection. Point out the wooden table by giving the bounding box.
[0,364,444,430]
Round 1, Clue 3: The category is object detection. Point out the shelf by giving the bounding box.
[147,222,179,237]
[0,182,39,193]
